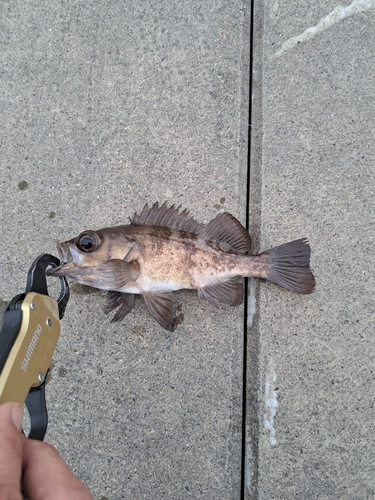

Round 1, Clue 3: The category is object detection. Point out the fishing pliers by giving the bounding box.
[0,254,69,440]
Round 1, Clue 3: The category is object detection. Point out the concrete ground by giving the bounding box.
[0,1,374,499]
[246,1,375,499]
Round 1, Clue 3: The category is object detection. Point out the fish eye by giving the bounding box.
[77,231,101,252]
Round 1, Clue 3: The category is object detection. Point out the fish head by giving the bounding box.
[48,228,136,290]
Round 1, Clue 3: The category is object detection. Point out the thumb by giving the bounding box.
[11,403,23,432]
[0,402,24,497]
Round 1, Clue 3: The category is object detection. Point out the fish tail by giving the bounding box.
[265,238,315,294]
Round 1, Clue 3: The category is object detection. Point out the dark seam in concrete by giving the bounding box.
[241,0,255,498]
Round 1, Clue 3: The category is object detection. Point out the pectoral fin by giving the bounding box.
[95,259,139,290]
[198,278,243,307]
[143,291,176,332]
[104,291,135,323]
[124,243,143,264]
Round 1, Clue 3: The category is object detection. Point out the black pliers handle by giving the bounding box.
[0,254,69,440]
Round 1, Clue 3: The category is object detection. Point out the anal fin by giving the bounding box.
[198,278,243,307]
[143,291,175,331]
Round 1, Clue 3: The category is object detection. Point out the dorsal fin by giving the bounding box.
[131,202,251,253]
[131,201,203,233]
[199,212,251,253]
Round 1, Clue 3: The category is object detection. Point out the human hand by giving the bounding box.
[0,402,93,500]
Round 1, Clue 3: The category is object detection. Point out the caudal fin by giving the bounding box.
[266,238,315,294]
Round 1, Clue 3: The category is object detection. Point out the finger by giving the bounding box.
[0,403,23,500]
[22,438,93,500]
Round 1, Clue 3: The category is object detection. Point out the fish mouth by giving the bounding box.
[47,243,76,277]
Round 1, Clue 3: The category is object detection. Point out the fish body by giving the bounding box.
[49,202,315,331]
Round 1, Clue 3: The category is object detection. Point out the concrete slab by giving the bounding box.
[0,1,250,499]
[246,1,375,498]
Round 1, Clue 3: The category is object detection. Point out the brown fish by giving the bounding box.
[48,202,315,331]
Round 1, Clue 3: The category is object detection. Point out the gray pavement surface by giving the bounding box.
[1,1,374,499]
[246,1,375,499]
[1,1,249,499]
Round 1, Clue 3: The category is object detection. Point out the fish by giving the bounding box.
[48,202,315,331]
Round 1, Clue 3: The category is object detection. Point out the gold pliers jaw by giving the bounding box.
[0,254,69,440]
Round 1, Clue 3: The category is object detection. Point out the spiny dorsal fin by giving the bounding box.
[131,201,203,233]
[199,212,251,253]
[131,202,251,252]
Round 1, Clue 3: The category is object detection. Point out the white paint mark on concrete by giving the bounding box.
[247,277,256,327]
[264,370,278,446]
[244,425,252,492]
[274,0,375,57]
